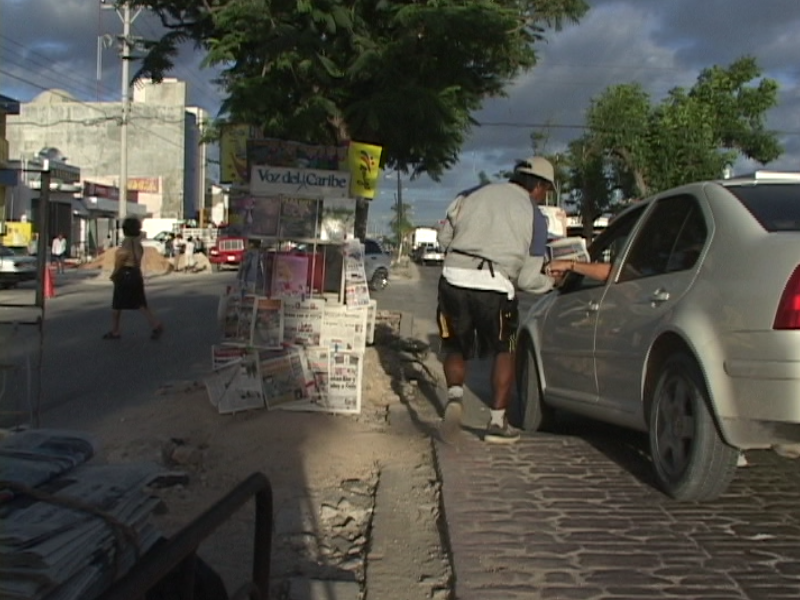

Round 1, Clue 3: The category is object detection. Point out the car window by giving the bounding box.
[727,183,800,231]
[618,194,706,283]
[559,205,646,292]
[0,246,13,257]
[364,240,384,255]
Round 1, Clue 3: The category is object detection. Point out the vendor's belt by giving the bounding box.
[449,248,495,277]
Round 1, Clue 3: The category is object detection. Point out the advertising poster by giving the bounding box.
[282,298,325,347]
[279,197,321,239]
[220,124,261,184]
[247,138,348,171]
[251,297,284,349]
[347,141,383,199]
[227,193,281,238]
[320,197,357,241]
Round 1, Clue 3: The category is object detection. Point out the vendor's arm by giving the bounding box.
[549,259,612,282]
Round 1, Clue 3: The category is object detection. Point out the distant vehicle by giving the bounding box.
[513,171,800,501]
[411,226,439,252]
[209,236,247,271]
[0,244,37,289]
[417,244,445,266]
[364,238,391,291]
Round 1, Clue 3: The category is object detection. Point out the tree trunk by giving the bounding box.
[355,198,369,241]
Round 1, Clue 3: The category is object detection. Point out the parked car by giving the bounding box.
[364,238,391,291]
[209,236,247,271]
[417,244,445,266]
[0,244,37,289]
[512,171,800,502]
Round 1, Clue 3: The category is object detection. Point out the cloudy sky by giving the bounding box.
[2,0,799,230]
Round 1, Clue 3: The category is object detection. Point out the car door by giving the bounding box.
[539,207,645,406]
[593,194,708,416]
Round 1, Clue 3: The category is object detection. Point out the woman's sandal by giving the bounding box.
[102,332,121,340]
[150,325,164,340]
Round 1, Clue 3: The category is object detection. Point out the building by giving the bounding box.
[0,94,20,233]
[6,79,208,222]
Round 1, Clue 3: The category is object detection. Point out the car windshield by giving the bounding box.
[727,183,800,231]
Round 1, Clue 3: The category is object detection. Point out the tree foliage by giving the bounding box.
[582,56,782,198]
[128,0,589,178]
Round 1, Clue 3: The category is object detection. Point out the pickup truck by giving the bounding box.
[209,236,247,271]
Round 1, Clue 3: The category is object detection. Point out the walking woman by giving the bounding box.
[103,217,164,340]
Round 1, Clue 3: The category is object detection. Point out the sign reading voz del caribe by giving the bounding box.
[250,165,351,199]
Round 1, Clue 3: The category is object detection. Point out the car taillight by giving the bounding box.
[210,248,219,256]
[774,265,800,330]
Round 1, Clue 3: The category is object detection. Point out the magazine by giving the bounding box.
[320,304,368,353]
[282,298,325,346]
[250,297,284,349]
[272,254,309,299]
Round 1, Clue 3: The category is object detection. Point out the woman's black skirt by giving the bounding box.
[112,267,147,310]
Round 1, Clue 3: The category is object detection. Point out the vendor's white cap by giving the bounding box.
[515,156,555,185]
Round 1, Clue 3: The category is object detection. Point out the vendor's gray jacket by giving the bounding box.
[438,182,553,294]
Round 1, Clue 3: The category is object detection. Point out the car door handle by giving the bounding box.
[651,288,670,304]
[587,300,600,312]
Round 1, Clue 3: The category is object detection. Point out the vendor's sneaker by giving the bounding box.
[440,400,463,444]
[484,417,520,444]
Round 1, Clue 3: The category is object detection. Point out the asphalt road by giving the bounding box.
[0,269,235,430]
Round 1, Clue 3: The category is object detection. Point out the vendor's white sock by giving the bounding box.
[490,409,506,426]
[447,385,464,401]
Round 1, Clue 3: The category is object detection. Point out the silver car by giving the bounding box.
[513,171,800,501]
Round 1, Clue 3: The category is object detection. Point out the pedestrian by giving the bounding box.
[102,234,113,253]
[103,217,164,341]
[51,233,67,274]
[184,236,196,272]
[436,156,556,444]
[172,234,184,271]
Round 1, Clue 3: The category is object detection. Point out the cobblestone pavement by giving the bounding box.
[436,423,800,600]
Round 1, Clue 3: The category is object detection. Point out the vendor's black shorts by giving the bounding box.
[436,276,518,359]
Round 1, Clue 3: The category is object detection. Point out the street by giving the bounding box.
[386,264,800,600]
[0,269,231,429]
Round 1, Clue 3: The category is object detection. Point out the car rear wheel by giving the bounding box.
[648,353,738,501]
[509,338,555,431]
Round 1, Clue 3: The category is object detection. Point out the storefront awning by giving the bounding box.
[82,196,150,218]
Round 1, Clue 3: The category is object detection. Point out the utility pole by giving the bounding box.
[395,170,403,256]
[102,0,142,242]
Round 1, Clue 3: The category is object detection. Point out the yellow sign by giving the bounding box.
[1,221,33,247]
[128,177,160,193]
[220,124,258,184]
[347,141,383,199]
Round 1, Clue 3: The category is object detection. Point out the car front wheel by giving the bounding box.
[509,337,555,431]
[648,353,738,501]
[369,268,389,292]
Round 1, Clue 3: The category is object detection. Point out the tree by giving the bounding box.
[130,0,589,178]
[566,135,611,239]
[584,56,782,198]
[389,201,414,254]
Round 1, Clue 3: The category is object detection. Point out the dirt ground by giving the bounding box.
[87,319,446,599]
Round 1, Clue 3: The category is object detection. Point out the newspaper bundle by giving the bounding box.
[320,303,368,353]
[211,345,249,371]
[277,348,362,414]
[282,298,325,347]
[0,458,163,600]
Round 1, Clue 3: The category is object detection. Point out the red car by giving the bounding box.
[209,236,246,271]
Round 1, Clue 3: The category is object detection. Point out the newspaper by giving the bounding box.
[211,345,249,371]
[204,349,265,414]
[320,304,368,353]
[221,293,257,345]
[326,351,363,414]
[320,197,356,241]
[342,239,371,308]
[282,298,325,347]
[0,430,98,502]
[259,347,316,409]
[305,346,330,402]
[366,299,377,345]
[0,461,163,600]
[546,236,590,263]
[250,297,284,349]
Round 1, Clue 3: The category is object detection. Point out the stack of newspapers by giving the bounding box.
[0,429,163,600]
